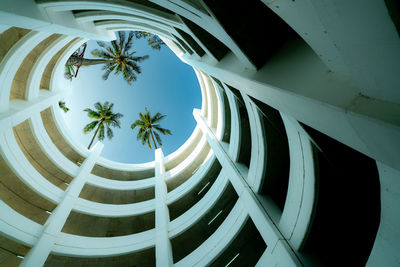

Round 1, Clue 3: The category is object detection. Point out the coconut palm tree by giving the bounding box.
[130,107,171,149]
[133,31,165,50]
[83,102,123,149]
[64,43,87,80]
[65,31,149,85]
[58,100,69,113]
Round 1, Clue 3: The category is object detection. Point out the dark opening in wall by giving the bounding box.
[227,86,251,168]
[179,16,229,60]
[385,0,400,36]
[0,235,30,266]
[251,98,290,212]
[0,154,56,225]
[210,217,266,266]
[203,0,299,69]
[169,159,222,221]
[91,164,154,181]
[300,124,381,267]
[171,182,238,263]
[172,34,194,55]
[41,108,86,166]
[175,28,205,57]
[79,184,155,204]
[44,246,155,267]
[62,211,155,237]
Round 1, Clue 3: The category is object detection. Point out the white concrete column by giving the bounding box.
[0,89,69,132]
[182,49,400,172]
[0,1,112,41]
[154,148,173,267]
[193,109,301,266]
[20,142,104,267]
[0,31,52,112]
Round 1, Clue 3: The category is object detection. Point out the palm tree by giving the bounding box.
[65,31,149,84]
[133,31,165,50]
[64,64,75,80]
[131,107,171,149]
[58,100,69,113]
[83,102,123,149]
[92,31,149,84]
[64,43,87,80]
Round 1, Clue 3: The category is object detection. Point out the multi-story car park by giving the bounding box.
[0,0,399,266]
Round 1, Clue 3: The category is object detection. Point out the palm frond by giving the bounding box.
[131,120,144,129]
[153,125,171,135]
[106,125,113,139]
[98,123,105,141]
[102,101,110,111]
[122,66,136,84]
[96,41,107,49]
[102,64,116,80]
[124,31,134,51]
[96,41,116,57]
[118,31,126,53]
[107,102,114,111]
[83,108,101,119]
[139,112,147,123]
[111,40,120,55]
[142,131,150,146]
[137,127,146,140]
[91,49,113,59]
[128,55,149,62]
[111,112,123,120]
[152,113,166,123]
[64,65,75,80]
[109,118,122,128]
[126,61,141,74]
[153,130,162,147]
[83,121,99,134]
[94,102,103,112]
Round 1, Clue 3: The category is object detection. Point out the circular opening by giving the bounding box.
[59,31,201,163]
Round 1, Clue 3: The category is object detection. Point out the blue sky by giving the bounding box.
[60,34,201,163]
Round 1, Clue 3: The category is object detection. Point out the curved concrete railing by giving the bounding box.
[4,0,388,265]
[26,35,75,100]
[169,170,229,237]
[0,31,52,111]
[53,229,155,257]
[279,113,316,250]
[242,93,266,190]
[175,200,247,267]
[0,200,42,247]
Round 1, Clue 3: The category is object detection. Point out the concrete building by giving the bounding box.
[0,0,399,266]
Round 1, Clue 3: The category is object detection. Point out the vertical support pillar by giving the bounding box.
[0,89,69,132]
[193,108,301,266]
[20,142,104,267]
[154,148,173,267]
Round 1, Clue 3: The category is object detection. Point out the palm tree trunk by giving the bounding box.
[150,129,158,149]
[88,123,101,149]
[66,56,111,67]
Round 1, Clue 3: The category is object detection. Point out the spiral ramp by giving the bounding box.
[0,0,400,266]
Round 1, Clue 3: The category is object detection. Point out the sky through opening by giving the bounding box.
[59,33,201,163]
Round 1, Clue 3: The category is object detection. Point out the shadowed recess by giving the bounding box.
[61,210,155,237]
